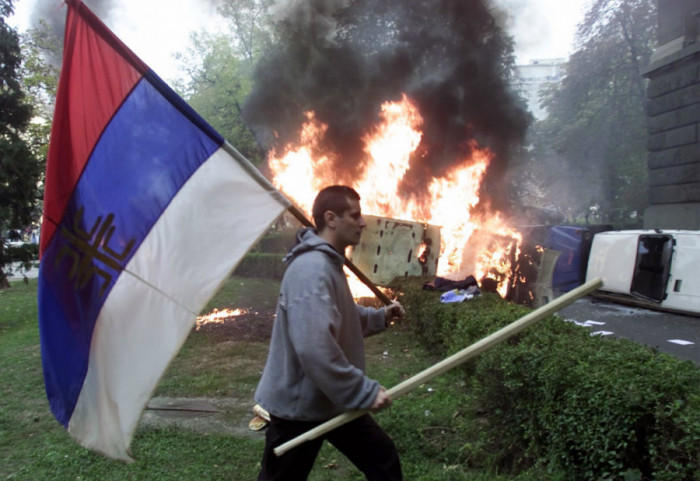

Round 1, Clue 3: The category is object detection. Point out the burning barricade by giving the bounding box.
[266,96,523,299]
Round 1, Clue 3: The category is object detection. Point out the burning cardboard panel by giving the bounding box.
[348,214,440,286]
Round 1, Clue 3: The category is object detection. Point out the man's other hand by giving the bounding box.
[371,386,392,412]
[384,301,405,324]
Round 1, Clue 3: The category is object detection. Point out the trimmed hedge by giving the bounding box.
[233,253,286,279]
[252,230,297,254]
[389,277,700,480]
[232,230,297,280]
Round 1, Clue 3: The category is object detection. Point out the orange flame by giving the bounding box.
[268,95,521,296]
[195,308,248,330]
[345,268,391,300]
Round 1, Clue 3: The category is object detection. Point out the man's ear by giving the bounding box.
[324,210,337,228]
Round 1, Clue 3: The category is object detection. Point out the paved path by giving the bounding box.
[558,296,699,366]
[6,262,39,281]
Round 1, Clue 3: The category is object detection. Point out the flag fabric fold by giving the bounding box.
[38,0,288,461]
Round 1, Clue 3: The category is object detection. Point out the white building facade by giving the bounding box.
[514,58,567,120]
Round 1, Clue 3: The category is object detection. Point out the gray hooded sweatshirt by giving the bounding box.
[254,227,387,421]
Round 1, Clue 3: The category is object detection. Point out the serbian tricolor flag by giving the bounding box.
[38,0,288,461]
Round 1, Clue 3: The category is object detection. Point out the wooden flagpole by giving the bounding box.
[273,277,603,457]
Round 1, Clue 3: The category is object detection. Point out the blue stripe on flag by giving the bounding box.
[39,76,223,425]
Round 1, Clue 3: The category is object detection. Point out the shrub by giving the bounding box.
[390,276,473,354]
[233,253,286,279]
[472,324,700,480]
[1,243,39,284]
[252,230,297,254]
[390,277,700,480]
[4,243,39,260]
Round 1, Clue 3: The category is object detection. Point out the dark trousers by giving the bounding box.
[257,414,402,481]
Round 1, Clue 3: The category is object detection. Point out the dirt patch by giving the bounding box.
[195,308,276,342]
[142,311,276,437]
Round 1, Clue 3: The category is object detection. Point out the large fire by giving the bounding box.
[268,95,521,297]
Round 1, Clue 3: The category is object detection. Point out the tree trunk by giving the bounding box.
[0,270,10,289]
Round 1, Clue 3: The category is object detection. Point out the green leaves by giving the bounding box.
[524,0,656,224]
[392,276,700,480]
[0,1,44,284]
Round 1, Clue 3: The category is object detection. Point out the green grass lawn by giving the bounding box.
[0,277,545,481]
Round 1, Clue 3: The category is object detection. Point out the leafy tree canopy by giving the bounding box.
[174,0,275,165]
[176,32,264,164]
[19,20,60,166]
[0,0,42,231]
[0,0,43,285]
[524,0,656,225]
[217,0,275,63]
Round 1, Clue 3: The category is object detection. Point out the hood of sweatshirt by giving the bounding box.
[283,227,344,269]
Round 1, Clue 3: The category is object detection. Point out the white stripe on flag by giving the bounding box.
[127,147,287,312]
[67,272,194,461]
[67,149,287,461]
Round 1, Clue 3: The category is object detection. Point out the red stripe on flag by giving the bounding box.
[40,0,147,256]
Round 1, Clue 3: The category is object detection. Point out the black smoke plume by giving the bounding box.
[26,0,116,66]
[244,0,531,208]
[29,0,115,37]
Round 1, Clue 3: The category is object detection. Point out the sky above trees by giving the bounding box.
[9,0,591,81]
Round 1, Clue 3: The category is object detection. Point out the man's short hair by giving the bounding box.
[312,185,361,231]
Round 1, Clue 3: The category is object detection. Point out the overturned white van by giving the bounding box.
[585,230,700,316]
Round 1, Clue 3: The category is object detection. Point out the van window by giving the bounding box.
[630,235,673,302]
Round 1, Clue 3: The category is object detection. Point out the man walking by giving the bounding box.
[255,185,404,480]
